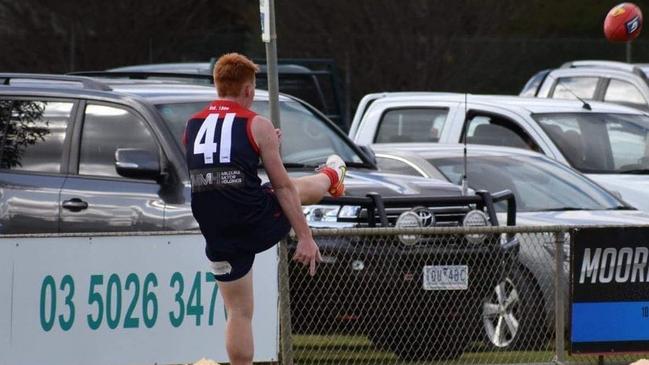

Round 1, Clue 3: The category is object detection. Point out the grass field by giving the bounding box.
[292,335,649,365]
[293,335,553,364]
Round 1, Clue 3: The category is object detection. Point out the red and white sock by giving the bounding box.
[319,167,339,189]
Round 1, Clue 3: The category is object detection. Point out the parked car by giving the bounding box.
[520,60,649,112]
[94,57,348,129]
[0,73,516,361]
[371,143,649,350]
[349,92,649,212]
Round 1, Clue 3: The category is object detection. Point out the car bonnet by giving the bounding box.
[261,169,465,198]
[498,209,649,227]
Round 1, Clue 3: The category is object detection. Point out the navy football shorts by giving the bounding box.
[208,183,291,282]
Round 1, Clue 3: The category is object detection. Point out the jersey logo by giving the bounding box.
[190,167,245,192]
[208,105,231,111]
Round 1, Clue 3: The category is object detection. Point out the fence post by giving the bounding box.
[554,231,566,365]
[278,239,294,365]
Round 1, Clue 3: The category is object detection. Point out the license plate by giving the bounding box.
[422,265,468,290]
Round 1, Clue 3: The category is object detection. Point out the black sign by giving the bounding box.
[571,227,649,354]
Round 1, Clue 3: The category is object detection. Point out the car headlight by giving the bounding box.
[303,205,360,223]
[463,210,491,244]
[395,211,423,246]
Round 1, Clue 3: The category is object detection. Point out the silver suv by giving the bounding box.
[0,73,517,361]
[521,60,649,112]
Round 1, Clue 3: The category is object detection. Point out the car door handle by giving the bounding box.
[62,198,89,212]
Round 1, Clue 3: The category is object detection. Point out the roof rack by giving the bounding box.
[560,60,646,77]
[69,71,214,83]
[253,57,338,70]
[0,73,112,91]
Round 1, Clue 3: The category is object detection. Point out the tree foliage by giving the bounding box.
[0,100,48,169]
[2,1,649,103]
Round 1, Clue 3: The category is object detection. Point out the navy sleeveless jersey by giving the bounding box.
[185,100,272,251]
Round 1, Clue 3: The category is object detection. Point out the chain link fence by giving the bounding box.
[281,226,649,365]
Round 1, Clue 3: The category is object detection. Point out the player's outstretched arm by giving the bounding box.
[251,115,321,275]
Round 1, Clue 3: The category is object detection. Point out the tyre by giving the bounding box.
[481,265,549,350]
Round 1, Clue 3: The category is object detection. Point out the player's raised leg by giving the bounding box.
[218,271,254,365]
[292,154,347,204]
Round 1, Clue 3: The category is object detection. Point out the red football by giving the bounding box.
[604,3,643,42]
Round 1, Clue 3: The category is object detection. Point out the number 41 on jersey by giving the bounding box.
[194,113,235,164]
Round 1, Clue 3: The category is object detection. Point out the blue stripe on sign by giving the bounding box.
[572,302,649,342]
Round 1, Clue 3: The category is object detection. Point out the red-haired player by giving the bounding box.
[184,53,346,365]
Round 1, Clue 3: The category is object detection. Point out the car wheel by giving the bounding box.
[481,265,548,350]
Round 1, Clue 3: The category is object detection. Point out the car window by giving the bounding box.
[430,155,621,212]
[0,99,73,173]
[374,108,448,143]
[79,104,157,177]
[252,101,362,165]
[534,112,649,173]
[376,156,424,177]
[157,101,210,146]
[156,102,208,145]
[551,77,598,100]
[604,79,646,105]
[607,122,649,169]
[464,114,539,151]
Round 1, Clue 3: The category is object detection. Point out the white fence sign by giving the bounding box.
[0,233,279,365]
[259,0,271,42]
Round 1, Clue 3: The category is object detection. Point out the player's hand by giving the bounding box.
[293,237,322,276]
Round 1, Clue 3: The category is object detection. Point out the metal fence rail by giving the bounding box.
[281,226,649,365]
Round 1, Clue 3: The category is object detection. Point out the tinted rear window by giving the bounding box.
[375,108,448,143]
[0,99,73,173]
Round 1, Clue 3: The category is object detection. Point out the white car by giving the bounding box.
[520,60,649,112]
[349,92,649,211]
[371,143,649,350]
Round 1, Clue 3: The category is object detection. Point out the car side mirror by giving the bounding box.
[358,144,377,165]
[115,148,161,181]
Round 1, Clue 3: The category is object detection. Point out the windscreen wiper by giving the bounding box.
[619,169,649,174]
[257,162,316,169]
[345,161,370,168]
[285,161,368,169]
[282,162,318,169]
[607,205,635,210]
[534,207,591,212]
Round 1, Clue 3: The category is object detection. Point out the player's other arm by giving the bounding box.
[251,115,321,275]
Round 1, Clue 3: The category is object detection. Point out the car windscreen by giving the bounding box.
[428,155,622,212]
[519,69,549,97]
[156,100,363,166]
[533,112,649,174]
